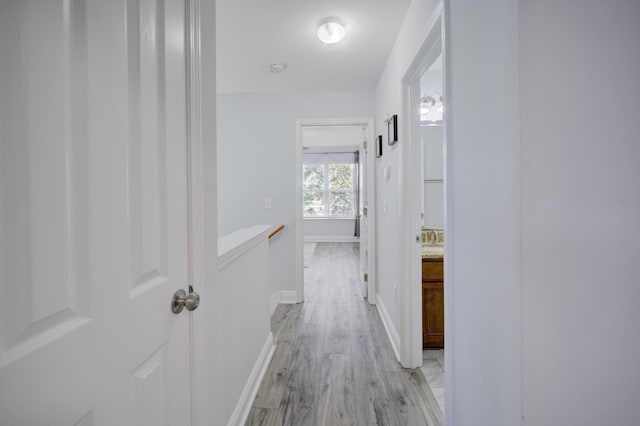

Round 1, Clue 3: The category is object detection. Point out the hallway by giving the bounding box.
[246,243,443,425]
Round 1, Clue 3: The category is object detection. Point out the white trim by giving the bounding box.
[296,117,377,306]
[185,1,211,425]
[218,225,272,270]
[304,236,359,243]
[441,4,453,423]
[303,146,358,154]
[295,122,304,303]
[270,291,299,315]
[227,333,276,426]
[400,3,445,371]
[362,120,377,305]
[303,217,356,221]
[302,153,358,220]
[376,294,401,363]
[279,291,299,304]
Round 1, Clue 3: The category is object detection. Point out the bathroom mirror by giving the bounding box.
[422,125,444,229]
[420,55,444,230]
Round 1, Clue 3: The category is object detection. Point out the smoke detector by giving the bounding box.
[269,63,288,73]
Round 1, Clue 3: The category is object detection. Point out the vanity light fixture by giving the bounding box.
[421,92,443,107]
[317,18,346,44]
[421,92,444,123]
[421,94,437,108]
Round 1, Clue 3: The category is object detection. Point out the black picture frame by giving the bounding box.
[376,135,383,158]
[387,114,398,145]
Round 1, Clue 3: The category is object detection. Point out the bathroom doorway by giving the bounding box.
[400,5,448,418]
[418,54,446,414]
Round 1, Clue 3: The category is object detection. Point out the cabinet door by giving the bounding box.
[423,281,444,348]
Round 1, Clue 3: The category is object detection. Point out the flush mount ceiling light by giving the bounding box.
[317,17,346,44]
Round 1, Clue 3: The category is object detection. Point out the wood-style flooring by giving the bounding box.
[246,243,443,426]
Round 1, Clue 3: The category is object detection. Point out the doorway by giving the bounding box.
[418,54,446,414]
[400,4,448,417]
[295,118,376,304]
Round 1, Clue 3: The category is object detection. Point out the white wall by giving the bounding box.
[374,0,440,358]
[217,90,375,299]
[446,0,522,424]
[376,0,521,422]
[212,231,271,425]
[520,1,640,425]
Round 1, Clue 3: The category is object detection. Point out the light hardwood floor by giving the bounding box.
[246,243,443,426]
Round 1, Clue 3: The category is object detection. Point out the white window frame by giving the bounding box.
[303,158,355,219]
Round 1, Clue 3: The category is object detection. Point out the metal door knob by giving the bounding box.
[171,286,200,314]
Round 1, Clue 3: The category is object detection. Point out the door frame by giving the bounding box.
[399,2,449,372]
[295,117,376,304]
[185,0,216,425]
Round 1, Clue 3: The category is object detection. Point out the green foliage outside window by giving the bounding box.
[303,162,355,218]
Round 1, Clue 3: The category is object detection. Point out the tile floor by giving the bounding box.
[422,349,445,415]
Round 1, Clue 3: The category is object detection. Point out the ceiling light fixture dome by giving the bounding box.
[317,17,346,44]
[269,62,288,73]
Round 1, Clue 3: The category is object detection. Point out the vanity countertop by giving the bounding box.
[422,245,444,259]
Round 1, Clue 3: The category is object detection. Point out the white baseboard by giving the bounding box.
[280,291,298,304]
[376,294,401,363]
[270,291,300,315]
[228,332,275,426]
[304,236,359,243]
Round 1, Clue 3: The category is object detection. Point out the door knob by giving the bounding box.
[171,285,200,314]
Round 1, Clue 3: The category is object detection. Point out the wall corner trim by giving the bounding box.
[228,332,275,426]
[270,291,299,315]
[376,294,401,363]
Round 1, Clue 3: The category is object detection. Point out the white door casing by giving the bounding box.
[359,129,369,298]
[295,118,375,304]
[358,125,377,304]
[0,0,193,424]
[400,4,444,370]
[362,122,377,304]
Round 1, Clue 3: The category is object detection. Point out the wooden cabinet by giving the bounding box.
[422,257,444,348]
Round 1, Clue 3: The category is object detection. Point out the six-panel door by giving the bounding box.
[0,0,192,424]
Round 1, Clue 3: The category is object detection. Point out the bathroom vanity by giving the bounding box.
[422,253,444,348]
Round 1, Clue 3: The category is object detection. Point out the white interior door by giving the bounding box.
[0,0,193,424]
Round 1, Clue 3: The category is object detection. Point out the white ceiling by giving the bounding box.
[216,0,413,93]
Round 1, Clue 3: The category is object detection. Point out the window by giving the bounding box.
[303,153,355,218]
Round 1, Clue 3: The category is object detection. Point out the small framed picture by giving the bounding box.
[376,135,383,158]
[387,114,398,145]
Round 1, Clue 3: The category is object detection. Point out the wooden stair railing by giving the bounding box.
[268,224,285,240]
